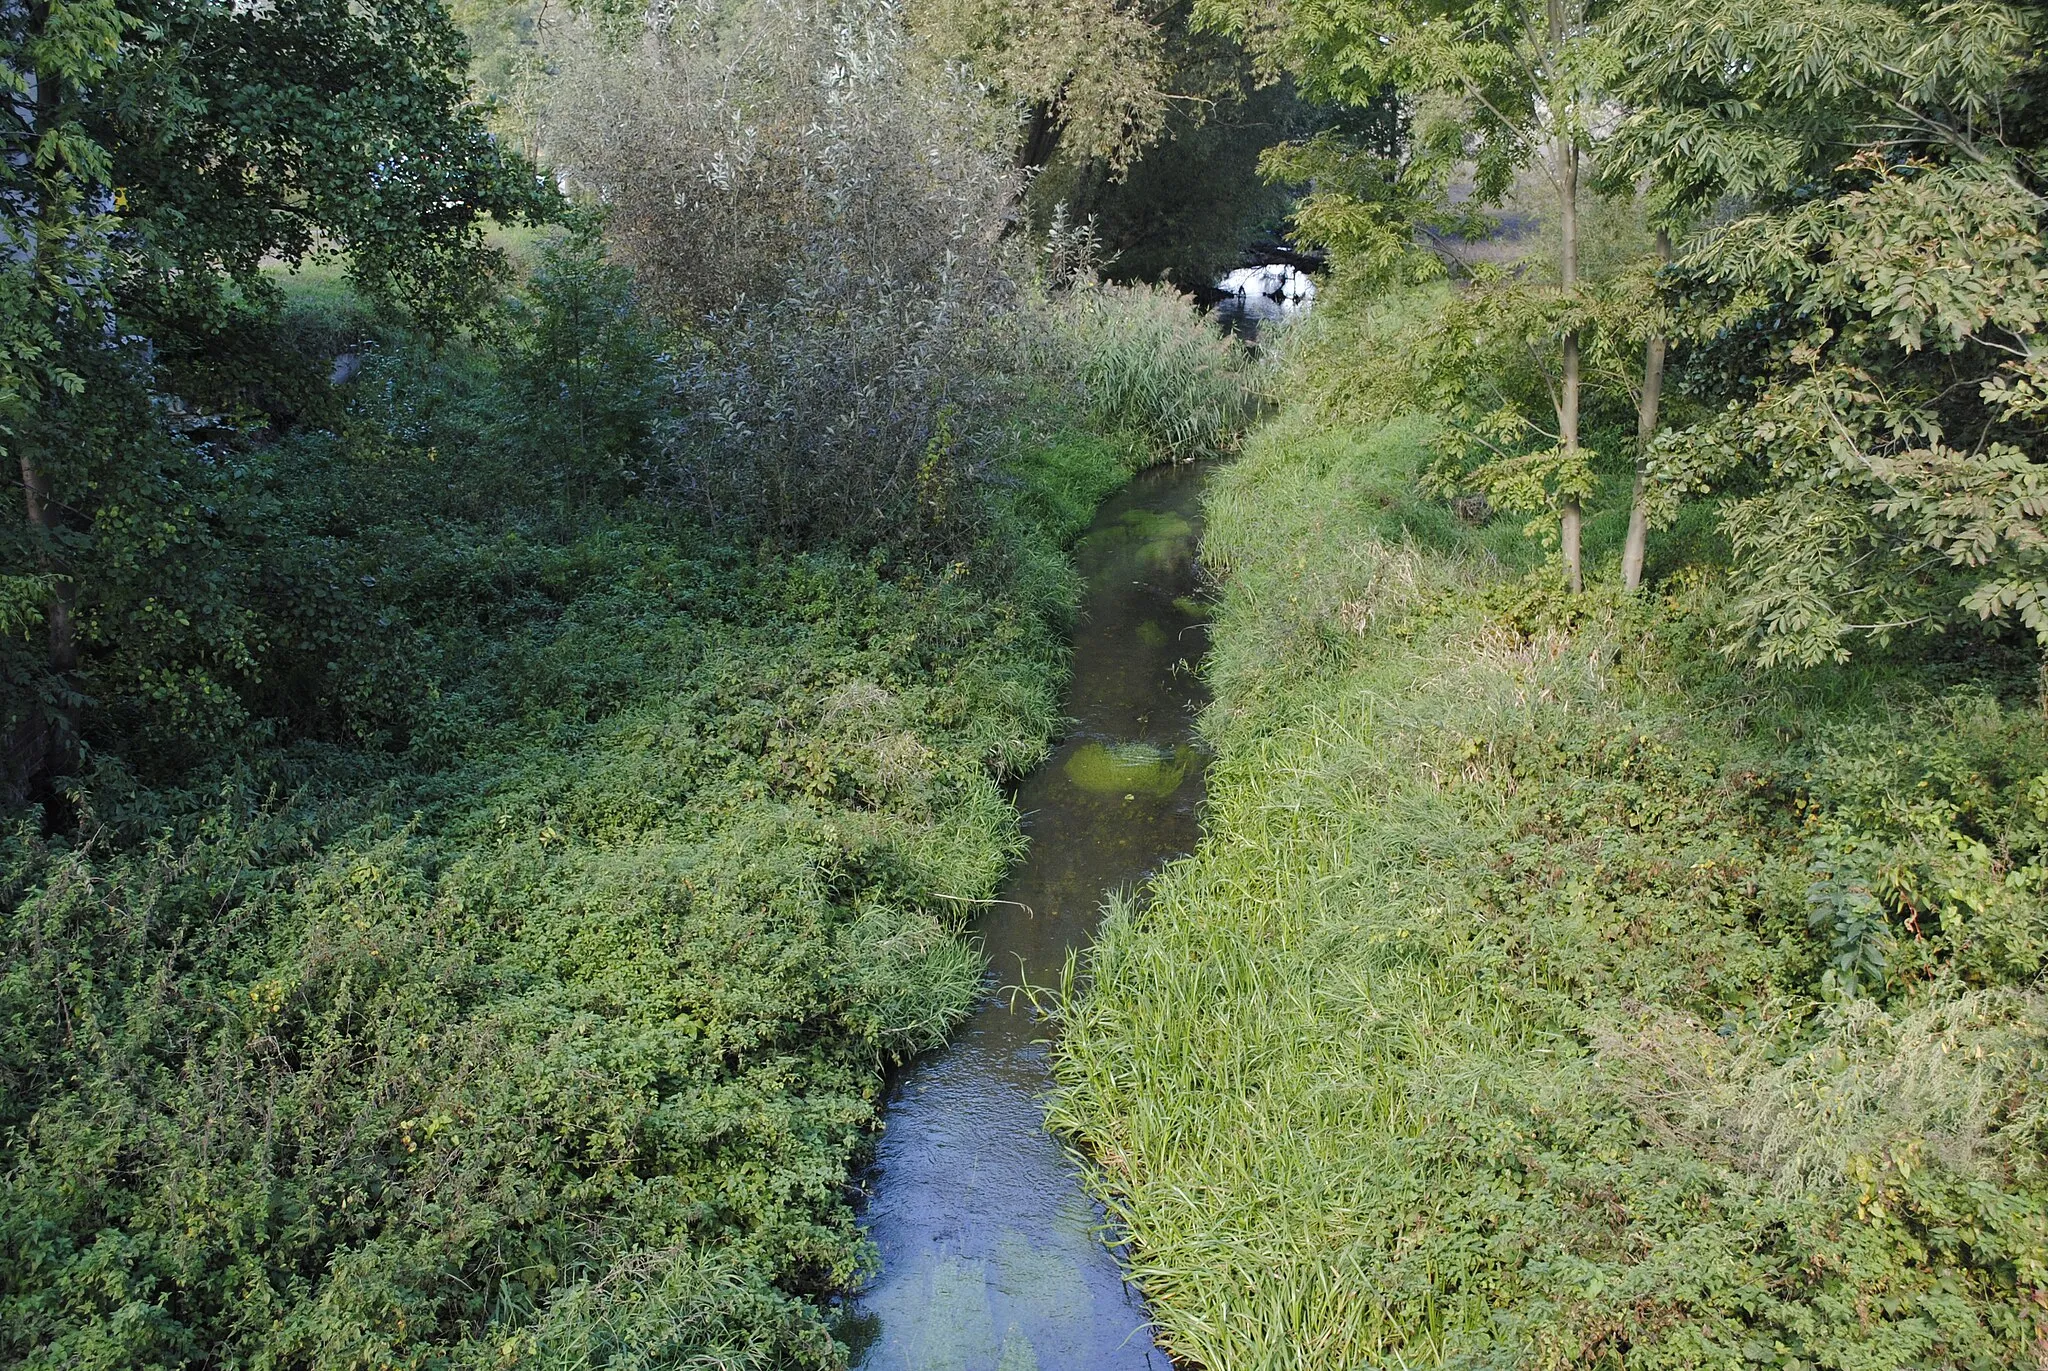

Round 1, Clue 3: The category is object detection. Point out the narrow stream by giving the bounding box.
[844,462,1211,1371]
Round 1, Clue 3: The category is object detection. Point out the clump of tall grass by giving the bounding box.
[1047,281,1253,463]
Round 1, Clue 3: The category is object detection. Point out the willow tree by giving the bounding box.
[908,0,1178,175]
[1203,0,1605,589]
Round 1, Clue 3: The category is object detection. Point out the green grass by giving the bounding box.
[268,256,361,319]
[1050,281,1255,462]
[263,218,569,337]
[1049,409,2048,1369]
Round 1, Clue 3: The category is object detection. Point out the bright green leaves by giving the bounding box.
[1200,0,1618,590]
[1669,160,2048,663]
[1604,0,2035,215]
[1258,130,1472,289]
[909,0,1176,175]
[1411,271,1637,523]
[1585,0,2048,664]
[1797,705,2048,995]
[1814,163,2048,355]
[1204,0,1601,272]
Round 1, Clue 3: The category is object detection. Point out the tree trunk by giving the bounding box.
[1552,0,1583,593]
[18,453,74,674]
[27,42,77,679]
[5,26,81,804]
[1622,228,1671,593]
[1560,327,1582,593]
[1018,98,1064,174]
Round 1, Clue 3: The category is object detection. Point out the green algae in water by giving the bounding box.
[1064,741,1194,797]
[1111,509,1193,543]
[1135,620,1169,647]
[1172,595,1211,620]
[1085,509,1194,574]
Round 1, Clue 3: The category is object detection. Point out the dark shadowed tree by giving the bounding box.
[0,0,556,801]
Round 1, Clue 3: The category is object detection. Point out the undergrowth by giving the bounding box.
[0,323,1142,1369]
[1050,410,2048,1369]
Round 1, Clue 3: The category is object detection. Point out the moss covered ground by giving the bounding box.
[1051,410,2048,1369]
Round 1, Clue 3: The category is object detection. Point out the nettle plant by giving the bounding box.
[1798,692,2048,1001]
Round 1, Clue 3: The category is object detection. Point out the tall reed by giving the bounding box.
[1048,281,1253,464]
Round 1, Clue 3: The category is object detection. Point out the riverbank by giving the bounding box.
[1050,409,2048,1367]
[0,317,1147,1369]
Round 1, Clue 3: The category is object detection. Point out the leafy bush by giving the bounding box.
[1796,695,2048,1000]
[538,1,1027,552]
[658,274,1018,555]
[541,2,1013,322]
[504,241,669,505]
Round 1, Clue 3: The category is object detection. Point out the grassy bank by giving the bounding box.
[1050,409,2048,1368]
[0,309,1145,1368]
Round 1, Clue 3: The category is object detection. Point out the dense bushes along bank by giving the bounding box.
[1052,411,2048,1366]
[0,251,1256,1367]
[0,0,1264,1358]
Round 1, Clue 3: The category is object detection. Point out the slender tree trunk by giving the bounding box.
[26,41,75,679]
[18,452,74,674]
[4,25,81,804]
[1622,228,1671,593]
[1551,0,1583,593]
[1560,318,1582,593]
[1556,152,1583,593]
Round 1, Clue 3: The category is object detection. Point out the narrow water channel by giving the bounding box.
[844,462,1211,1371]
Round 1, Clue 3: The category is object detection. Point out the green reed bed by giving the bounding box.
[1051,282,1256,464]
[1049,412,2048,1369]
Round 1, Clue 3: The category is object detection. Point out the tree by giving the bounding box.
[1605,0,2046,662]
[1619,227,1669,593]
[0,0,555,800]
[1022,66,1328,290]
[908,0,1186,178]
[1198,0,1606,589]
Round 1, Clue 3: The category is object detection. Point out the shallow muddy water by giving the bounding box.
[844,462,1211,1371]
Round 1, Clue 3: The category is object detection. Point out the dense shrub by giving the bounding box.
[539,0,1025,551]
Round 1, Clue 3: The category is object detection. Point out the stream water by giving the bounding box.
[843,462,1211,1371]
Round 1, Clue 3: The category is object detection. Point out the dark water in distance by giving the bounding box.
[844,462,1211,1371]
